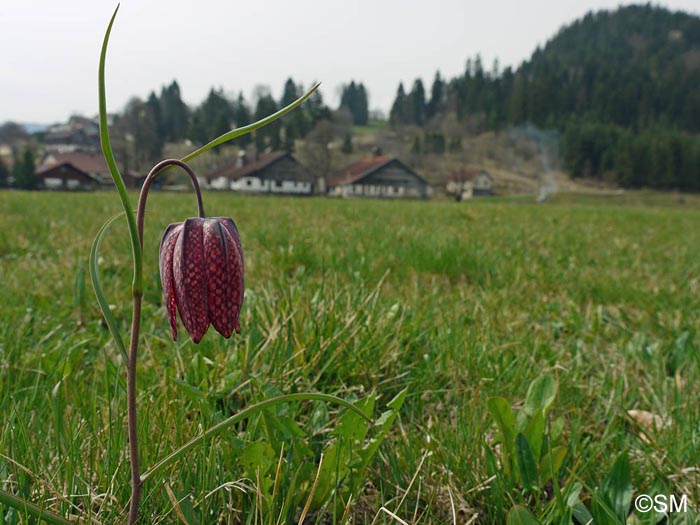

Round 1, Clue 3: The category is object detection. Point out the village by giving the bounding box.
[0,115,495,201]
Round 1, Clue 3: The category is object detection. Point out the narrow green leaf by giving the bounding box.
[0,488,73,525]
[181,82,320,163]
[311,394,377,503]
[516,432,539,491]
[98,4,143,295]
[571,502,594,525]
[89,213,128,365]
[539,446,567,485]
[524,409,545,461]
[487,396,518,479]
[507,505,541,525]
[239,441,276,477]
[550,415,565,443]
[599,453,632,522]
[357,388,408,474]
[171,377,206,403]
[332,392,374,442]
[140,392,371,484]
[524,374,557,416]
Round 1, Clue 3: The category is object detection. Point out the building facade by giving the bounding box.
[203,151,314,195]
[330,156,430,199]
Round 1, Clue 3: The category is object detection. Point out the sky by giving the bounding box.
[2,0,699,125]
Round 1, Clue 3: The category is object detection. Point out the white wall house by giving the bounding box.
[447,169,494,199]
[203,151,314,195]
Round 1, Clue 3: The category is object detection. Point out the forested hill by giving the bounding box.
[389,4,700,190]
[519,4,700,131]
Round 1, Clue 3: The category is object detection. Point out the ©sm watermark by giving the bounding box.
[634,493,690,514]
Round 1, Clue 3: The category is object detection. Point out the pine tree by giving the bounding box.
[340,81,369,126]
[389,83,409,126]
[189,88,232,145]
[281,78,299,107]
[254,93,280,151]
[280,78,305,150]
[426,71,445,119]
[146,92,163,138]
[232,93,252,146]
[160,81,190,142]
[409,79,426,126]
[306,85,331,123]
[355,83,369,125]
[13,148,36,190]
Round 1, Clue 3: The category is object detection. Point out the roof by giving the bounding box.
[35,162,98,182]
[205,151,289,180]
[38,152,142,180]
[331,156,424,187]
[448,168,491,182]
[40,152,109,174]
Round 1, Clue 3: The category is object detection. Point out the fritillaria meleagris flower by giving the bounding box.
[159,217,244,343]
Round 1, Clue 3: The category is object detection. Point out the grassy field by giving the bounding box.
[1,190,699,524]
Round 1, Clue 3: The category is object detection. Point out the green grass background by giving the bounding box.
[1,190,699,523]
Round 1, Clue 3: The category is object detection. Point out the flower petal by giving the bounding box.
[203,219,243,337]
[159,222,182,341]
[218,217,244,333]
[173,218,209,343]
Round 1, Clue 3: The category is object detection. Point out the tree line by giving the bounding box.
[387,4,700,189]
[110,78,375,172]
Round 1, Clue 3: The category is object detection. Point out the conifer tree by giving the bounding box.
[160,81,190,142]
[426,71,445,120]
[409,79,426,126]
[389,83,409,126]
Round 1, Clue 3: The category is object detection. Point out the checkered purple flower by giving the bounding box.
[159,217,244,343]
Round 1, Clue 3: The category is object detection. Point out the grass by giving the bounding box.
[1,189,699,524]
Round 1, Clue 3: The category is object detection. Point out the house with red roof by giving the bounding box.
[37,152,144,189]
[329,155,430,199]
[35,162,99,191]
[202,151,314,195]
[447,168,494,199]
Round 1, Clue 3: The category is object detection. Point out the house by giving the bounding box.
[38,152,144,189]
[329,155,430,199]
[202,151,314,194]
[35,162,99,191]
[447,169,494,199]
[44,116,100,153]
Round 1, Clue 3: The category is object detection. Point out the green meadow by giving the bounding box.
[1,190,699,524]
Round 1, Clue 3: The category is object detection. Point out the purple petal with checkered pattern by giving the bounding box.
[173,218,209,343]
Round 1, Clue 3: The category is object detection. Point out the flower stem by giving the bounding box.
[126,297,142,525]
[126,159,205,524]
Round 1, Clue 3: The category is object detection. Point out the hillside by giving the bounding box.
[521,4,700,130]
[387,4,700,191]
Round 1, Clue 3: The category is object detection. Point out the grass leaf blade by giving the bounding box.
[140,392,370,485]
[89,212,128,365]
[0,488,73,525]
[98,3,143,294]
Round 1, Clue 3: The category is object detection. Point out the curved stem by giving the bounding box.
[126,159,205,524]
[137,159,206,242]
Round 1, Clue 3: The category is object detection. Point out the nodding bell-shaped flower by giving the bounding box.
[159,217,244,343]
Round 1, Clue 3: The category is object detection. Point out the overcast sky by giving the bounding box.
[2,0,699,124]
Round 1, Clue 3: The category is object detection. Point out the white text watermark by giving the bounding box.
[634,494,689,514]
